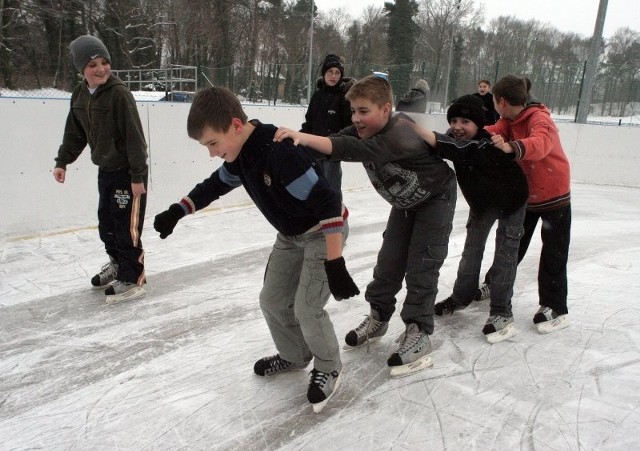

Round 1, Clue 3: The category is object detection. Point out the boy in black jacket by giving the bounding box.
[413,94,528,343]
[275,75,457,377]
[301,53,355,199]
[153,87,359,413]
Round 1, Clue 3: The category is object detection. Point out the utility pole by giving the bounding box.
[443,0,461,109]
[576,0,608,123]
[306,0,314,104]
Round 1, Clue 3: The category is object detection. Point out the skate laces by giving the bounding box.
[440,297,458,315]
[355,313,383,351]
[395,325,423,355]
[309,368,332,389]
[267,355,291,373]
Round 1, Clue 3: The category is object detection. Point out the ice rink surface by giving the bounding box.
[1,183,639,450]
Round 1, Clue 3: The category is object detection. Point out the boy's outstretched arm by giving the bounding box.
[274,127,334,155]
[406,121,437,147]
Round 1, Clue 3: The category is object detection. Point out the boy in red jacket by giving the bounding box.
[486,75,571,334]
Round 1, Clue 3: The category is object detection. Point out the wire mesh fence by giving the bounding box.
[1,61,638,125]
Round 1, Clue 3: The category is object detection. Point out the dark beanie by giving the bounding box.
[447,94,485,128]
[321,53,344,77]
[69,35,111,72]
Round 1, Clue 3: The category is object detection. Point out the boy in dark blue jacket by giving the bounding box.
[153,87,359,413]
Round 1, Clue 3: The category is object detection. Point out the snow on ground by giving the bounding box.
[1,182,639,450]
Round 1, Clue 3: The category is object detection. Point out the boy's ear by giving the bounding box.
[383,102,392,116]
[231,117,244,132]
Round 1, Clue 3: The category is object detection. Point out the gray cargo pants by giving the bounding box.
[259,222,348,373]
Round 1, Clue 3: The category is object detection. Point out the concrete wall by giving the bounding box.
[0,98,638,239]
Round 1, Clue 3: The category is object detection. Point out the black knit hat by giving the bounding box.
[69,35,111,72]
[320,53,344,77]
[447,94,485,128]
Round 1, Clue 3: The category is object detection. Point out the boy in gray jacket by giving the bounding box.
[275,75,456,377]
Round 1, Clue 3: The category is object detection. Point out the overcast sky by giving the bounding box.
[313,0,637,38]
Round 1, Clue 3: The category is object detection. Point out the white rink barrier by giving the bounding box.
[0,97,638,238]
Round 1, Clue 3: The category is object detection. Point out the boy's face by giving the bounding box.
[350,97,391,139]
[477,82,490,95]
[449,117,479,140]
[83,57,111,89]
[324,67,341,87]
[198,119,244,162]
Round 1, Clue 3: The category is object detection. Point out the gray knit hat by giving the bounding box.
[69,35,111,72]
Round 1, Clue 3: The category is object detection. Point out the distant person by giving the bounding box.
[396,79,430,113]
[482,75,572,334]
[410,94,528,343]
[52,35,148,304]
[301,54,355,199]
[275,76,457,378]
[473,79,500,125]
[153,87,359,413]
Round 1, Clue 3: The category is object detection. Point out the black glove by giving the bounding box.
[324,257,360,301]
[154,203,185,239]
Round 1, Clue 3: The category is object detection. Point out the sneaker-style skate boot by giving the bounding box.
[533,306,569,333]
[387,323,433,378]
[91,259,118,289]
[307,363,343,413]
[254,354,311,377]
[473,282,491,301]
[434,296,466,316]
[105,280,145,304]
[344,309,388,350]
[482,315,517,343]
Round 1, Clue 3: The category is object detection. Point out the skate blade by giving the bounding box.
[485,324,517,344]
[389,355,433,378]
[536,315,569,334]
[311,371,343,414]
[342,336,382,351]
[105,286,146,305]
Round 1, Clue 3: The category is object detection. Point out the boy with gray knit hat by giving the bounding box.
[53,35,148,304]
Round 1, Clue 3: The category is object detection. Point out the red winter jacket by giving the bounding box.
[485,101,570,212]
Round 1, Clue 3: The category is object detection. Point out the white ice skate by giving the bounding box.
[482,315,517,344]
[105,281,145,304]
[387,323,433,378]
[534,307,569,334]
[308,367,343,414]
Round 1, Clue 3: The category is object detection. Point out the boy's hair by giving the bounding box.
[187,87,248,139]
[492,75,531,106]
[345,75,393,107]
[477,79,491,86]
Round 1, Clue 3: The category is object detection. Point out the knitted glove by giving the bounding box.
[324,257,360,301]
[154,204,185,239]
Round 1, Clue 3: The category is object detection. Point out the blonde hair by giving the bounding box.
[345,75,393,107]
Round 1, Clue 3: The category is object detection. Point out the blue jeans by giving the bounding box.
[453,204,526,317]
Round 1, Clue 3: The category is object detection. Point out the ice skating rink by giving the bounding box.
[1,183,639,450]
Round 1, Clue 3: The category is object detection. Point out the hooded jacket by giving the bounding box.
[55,75,148,183]
[434,129,528,215]
[486,98,570,212]
[301,77,355,136]
[329,113,454,210]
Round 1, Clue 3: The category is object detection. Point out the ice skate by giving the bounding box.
[343,310,388,350]
[482,315,517,343]
[387,323,433,378]
[91,259,118,289]
[105,280,145,304]
[533,306,569,333]
[473,282,491,301]
[434,296,466,316]
[253,354,311,376]
[307,364,342,413]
